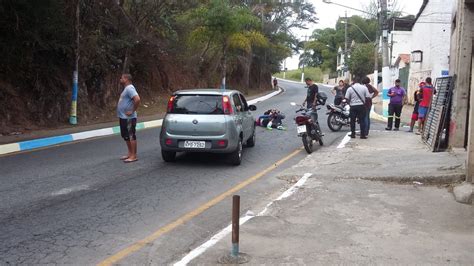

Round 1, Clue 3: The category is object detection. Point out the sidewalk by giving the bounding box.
[185,131,473,265]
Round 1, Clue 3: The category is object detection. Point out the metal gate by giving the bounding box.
[422,76,455,152]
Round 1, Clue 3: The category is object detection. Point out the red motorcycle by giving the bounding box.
[292,103,324,154]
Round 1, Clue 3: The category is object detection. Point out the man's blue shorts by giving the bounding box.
[418,106,429,119]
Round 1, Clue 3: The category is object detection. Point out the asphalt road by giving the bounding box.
[0,80,347,264]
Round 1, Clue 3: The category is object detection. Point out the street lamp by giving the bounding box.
[322,0,376,17]
[324,0,380,89]
[340,21,373,43]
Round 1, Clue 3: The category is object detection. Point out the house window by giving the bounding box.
[411,50,423,63]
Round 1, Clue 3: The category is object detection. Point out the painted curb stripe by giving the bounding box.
[72,128,115,141]
[19,135,74,151]
[143,120,162,128]
[112,126,121,134]
[0,143,20,154]
[247,88,282,104]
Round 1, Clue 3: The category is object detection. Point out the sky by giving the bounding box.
[285,0,424,70]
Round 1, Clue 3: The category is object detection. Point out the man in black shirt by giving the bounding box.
[303,77,319,108]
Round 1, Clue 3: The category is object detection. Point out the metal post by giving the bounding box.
[231,195,240,257]
[218,195,250,264]
[69,0,80,125]
[381,0,391,118]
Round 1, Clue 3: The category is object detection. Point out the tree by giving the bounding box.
[304,15,377,72]
[183,0,265,89]
[347,43,375,78]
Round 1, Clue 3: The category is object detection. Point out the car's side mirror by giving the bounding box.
[249,105,257,111]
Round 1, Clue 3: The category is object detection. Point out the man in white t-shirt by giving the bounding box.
[344,76,370,139]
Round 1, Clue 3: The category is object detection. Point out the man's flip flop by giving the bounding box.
[120,156,129,160]
[124,158,138,163]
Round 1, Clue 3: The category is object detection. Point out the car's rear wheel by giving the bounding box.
[161,150,176,162]
[229,139,243,166]
[246,127,256,147]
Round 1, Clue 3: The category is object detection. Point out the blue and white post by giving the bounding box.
[69,70,78,125]
[382,66,390,117]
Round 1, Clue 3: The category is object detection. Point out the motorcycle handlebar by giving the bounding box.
[295,107,321,113]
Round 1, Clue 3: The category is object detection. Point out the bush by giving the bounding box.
[274,67,323,83]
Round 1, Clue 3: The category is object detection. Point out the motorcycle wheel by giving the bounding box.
[302,133,313,154]
[327,113,343,132]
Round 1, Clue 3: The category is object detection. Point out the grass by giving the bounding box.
[273,67,324,83]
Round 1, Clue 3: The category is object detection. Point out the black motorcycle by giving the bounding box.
[326,99,350,132]
[292,103,324,154]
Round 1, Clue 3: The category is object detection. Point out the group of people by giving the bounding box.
[329,77,379,139]
[384,77,435,134]
[329,75,436,139]
[408,77,436,134]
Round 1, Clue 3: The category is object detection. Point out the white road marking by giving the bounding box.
[51,185,89,196]
[337,133,351,149]
[173,173,312,266]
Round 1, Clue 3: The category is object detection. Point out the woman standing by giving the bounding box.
[332,80,345,105]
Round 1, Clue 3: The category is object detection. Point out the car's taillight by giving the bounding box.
[165,139,173,146]
[217,140,227,147]
[167,96,175,113]
[222,96,233,115]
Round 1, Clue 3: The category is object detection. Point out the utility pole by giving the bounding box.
[373,3,381,89]
[69,0,80,125]
[344,11,348,79]
[380,0,390,118]
[301,35,308,83]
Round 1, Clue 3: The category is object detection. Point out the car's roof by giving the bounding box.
[173,89,241,96]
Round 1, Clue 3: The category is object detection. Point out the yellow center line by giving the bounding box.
[97,148,303,266]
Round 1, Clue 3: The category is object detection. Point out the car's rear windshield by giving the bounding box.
[170,94,224,114]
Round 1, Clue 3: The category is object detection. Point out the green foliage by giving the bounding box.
[347,43,375,78]
[274,67,323,83]
[304,15,377,72]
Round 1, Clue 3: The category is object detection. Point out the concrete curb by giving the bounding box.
[370,107,388,122]
[354,173,466,185]
[274,77,305,85]
[0,88,282,156]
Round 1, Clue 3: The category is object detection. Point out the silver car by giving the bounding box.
[160,89,257,165]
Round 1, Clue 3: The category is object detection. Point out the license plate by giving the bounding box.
[184,141,206,149]
[297,125,307,134]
